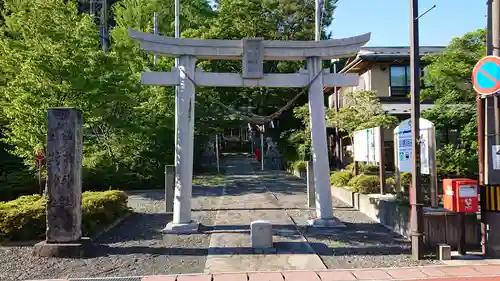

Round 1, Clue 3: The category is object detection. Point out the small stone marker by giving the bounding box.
[34,108,90,258]
[250,220,274,253]
[165,165,175,213]
[436,243,451,260]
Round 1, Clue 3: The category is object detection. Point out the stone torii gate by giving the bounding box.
[129,29,370,233]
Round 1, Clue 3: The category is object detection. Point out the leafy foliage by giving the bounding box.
[330,170,352,186]
[0,0,343,195]
[347,174,380,194]
[421,29,485,176]
[0,190,131,241]
[326,90,398,137]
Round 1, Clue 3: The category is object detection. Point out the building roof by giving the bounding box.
[357,46,445,59]
[339,46,446,73]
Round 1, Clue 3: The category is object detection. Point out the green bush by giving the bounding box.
[400,172,412,186]
[361,164,379,174]
[0,190,131,242]
[291,160,307,171]
[385,176,397,193]
[330,170,353,186]
[345,163,354,173]
[0,169,38,202]
[344,163,379,175]
[347,174,380,194]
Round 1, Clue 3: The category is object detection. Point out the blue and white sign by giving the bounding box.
[353,127,381,163]
[393,118,435,175]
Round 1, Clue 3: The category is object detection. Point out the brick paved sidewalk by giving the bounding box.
[28,264,500,281]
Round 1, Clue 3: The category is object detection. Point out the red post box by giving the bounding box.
[443,178,479,213]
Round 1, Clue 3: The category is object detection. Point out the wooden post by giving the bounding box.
[394,131,401,193]
[307,161,316,208]
[215,134,220,173]
[260,126,264,171]
[353,161,359,175]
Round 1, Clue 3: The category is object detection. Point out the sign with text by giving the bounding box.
[393,118,436,175]
[242,38,264,79]
[353,127,380,163]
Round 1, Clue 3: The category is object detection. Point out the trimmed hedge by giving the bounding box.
[0,190,131,242]
[291,160,307,171]
[330,170,353,186]
[347,174,380,194]
[345,163,380,175]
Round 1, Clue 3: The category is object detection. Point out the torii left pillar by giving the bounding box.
[163,55,200,233]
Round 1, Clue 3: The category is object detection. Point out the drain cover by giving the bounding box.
[72,277,142,281]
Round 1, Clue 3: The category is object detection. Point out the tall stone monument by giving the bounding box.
[34,107,90,257]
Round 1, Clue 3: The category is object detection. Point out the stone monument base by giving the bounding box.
[33,237,91,258]
[162,220,200,234]
[307,218,346,228]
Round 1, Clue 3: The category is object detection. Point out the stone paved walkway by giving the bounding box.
[247,157,439,268]
[203,156,325,273]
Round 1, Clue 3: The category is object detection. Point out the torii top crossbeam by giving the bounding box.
[129,29,371,61]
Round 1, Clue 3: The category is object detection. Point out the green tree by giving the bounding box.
[0,0,164,189]
[326,90,398,137]
[421,28,485,176]
[325,90,397,163]
[186,0,339,132]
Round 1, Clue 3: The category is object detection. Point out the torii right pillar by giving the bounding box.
[307,56,338,226]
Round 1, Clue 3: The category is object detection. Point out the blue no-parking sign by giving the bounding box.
[473,56,500,96]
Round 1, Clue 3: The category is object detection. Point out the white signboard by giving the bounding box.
[394,118,435,175]
[459,184,477,198]
[353,127,381,163]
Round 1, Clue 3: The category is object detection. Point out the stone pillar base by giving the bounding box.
[33,237,91,258]
[307,218,346,228]
[162,221,200,234]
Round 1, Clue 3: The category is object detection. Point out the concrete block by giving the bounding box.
[251,220,273,249]
[437,243,451,260]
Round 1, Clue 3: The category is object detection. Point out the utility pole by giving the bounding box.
[174,0,180,166]
[409,0,425,260]
[153,12,159,64]
[90,0,109,52]
[480,0,491,257]
[101,0,109,52]
[484,0,500,258]
[315,0,321,41]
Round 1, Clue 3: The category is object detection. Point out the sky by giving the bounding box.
[327,0,486,46]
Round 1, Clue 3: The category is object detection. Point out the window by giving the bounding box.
[389,65,426,96]
[390,66,411,96]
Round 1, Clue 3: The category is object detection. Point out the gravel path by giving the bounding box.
[0,185,222,281]
[254,170,443,269]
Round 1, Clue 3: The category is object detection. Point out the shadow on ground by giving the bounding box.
[92,215,412,258]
